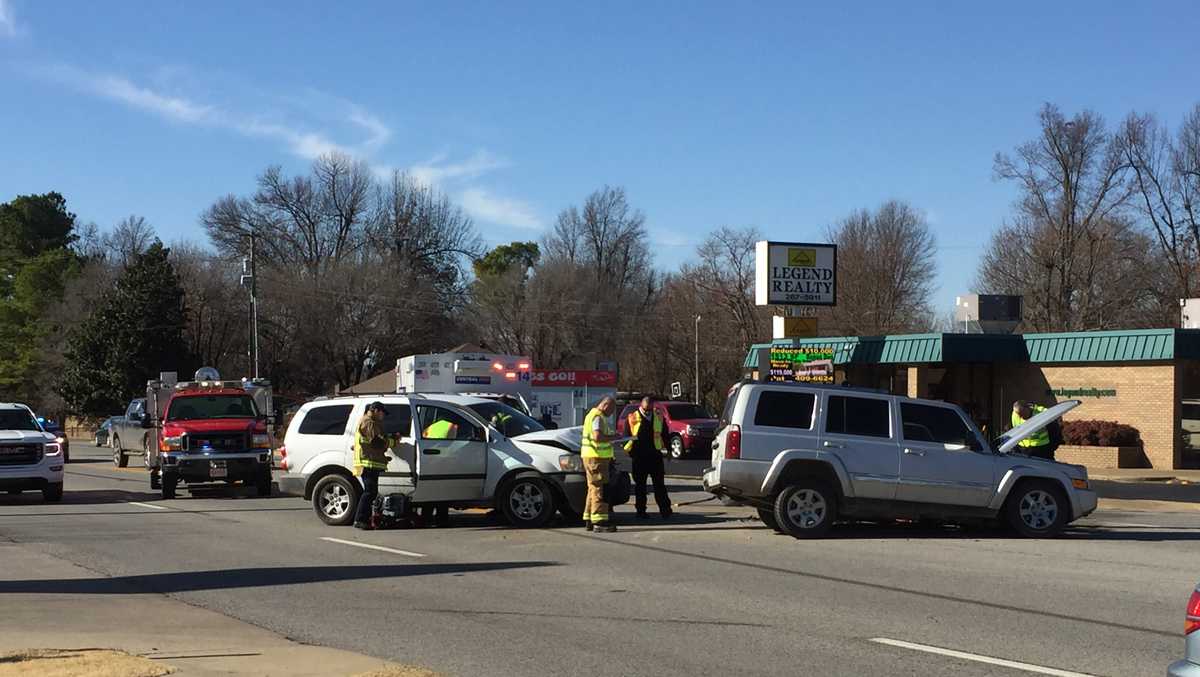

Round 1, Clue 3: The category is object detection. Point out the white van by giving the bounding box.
[276,394,587,527]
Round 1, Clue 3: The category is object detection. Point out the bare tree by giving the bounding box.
[170,243,248,375]
[826,200,937,335]
[990,104,1132,330]
[103,215,156,268]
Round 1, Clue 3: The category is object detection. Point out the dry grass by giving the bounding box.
[0,649,172,677]
[351,667,446,677]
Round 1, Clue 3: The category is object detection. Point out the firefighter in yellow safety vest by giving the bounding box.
[1011,400,1054,461]
[581,396,620,533]
[353,402,396,530]
[624,397,673,519]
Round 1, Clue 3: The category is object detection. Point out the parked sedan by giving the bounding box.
[1169,583,1200,676]
[94,416,119,447]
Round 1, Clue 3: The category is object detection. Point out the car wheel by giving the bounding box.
[756,507,781,532]
[255,468,273,497]
[1005,481,1068,538]
[161,471,178,500]
[313,474,359,526]
[43,482,64,502]
[113,445,128,468]
[499,476,557,528]
[774,481,837,539]
[668,435,686,460]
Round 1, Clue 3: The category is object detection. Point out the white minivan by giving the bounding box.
[276,394,587,527]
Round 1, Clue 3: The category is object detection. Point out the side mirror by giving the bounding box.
[139,413,153,429]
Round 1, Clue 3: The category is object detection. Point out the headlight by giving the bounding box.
[252,433,270,448]
[558,454,583,472]
[55,436,66,445]
[43,442,62,456]
[161,436,183,451]
[685,425,696,436]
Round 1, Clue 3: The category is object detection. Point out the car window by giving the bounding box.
[297,404,354,435]
[466,402,544,437]
[416,406,484,442]
[379,403,413,437]
[901,403,975,446]
[825,395,891,439]
[0,409,39,431]
[666,404,711,420]
[1183,403,1200,420]
[166,395,258,421]
[753,390,816,429]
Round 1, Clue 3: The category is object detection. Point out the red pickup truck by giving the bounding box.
[616,401,719,459]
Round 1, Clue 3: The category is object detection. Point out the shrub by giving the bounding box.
[1061,420,1141,447]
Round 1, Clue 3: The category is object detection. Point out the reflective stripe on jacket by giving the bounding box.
[624,409,664,453]
[581,407,614,459]
[1012,405,1050,447]
[353,429,393,473]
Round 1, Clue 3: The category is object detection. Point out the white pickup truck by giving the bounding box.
[0,403,65,501]
[276,394,598,527]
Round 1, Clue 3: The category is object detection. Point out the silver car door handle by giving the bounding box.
[823,441,844,449]
[903,448,925,456]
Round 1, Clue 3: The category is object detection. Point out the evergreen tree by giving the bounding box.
[59,242,195,416]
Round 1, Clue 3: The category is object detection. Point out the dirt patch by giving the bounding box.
[0,649,172,677]
[351,668,446,677]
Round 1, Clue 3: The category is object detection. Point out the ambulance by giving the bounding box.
[396,351,535,416]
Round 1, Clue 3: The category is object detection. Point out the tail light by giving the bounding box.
[277,445,288,472]
[724,425,741,460]
[1186,588,1200,635]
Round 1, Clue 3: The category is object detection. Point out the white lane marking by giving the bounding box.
[128,501,169,510]
[320,537,426,558]
[870,638,1097,677]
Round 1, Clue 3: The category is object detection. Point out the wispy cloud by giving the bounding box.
[410,150,508,186]
[651,228,696,248]
[459,188,542,230]
[0,0,23,39]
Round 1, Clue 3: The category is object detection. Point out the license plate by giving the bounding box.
[210,460,227,478]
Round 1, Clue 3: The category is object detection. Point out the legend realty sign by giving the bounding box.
[754,241,837,306]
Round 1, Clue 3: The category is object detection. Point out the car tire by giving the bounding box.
[1005,480,1068,538]
[255,468,273,497]
[667,435,686,460]
[774,481,837,539]
[161,471,178,500]
[113,445,128,468]
[756,507,781,532]
[43,482,64,502]
[499,476,557,528]
[312,474,360,526]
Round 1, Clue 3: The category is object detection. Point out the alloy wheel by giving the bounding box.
[508,481,545,521]
[1017,489,1059,531]
[785,489,828,529]
[320,483,351,520]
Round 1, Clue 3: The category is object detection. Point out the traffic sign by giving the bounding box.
[670,381,683,399]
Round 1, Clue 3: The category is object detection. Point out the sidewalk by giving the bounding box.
[0,542,435,677]
[1088,468,1200,483]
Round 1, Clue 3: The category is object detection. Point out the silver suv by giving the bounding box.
[702,382,1096,538]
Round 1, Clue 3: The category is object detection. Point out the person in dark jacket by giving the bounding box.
[623,397,673,519]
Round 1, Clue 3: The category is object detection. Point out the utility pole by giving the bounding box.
[241,233,260,378]
[694,314,701,405]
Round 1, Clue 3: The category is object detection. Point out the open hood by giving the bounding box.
[995,400,1080,454]
[513,425,582,452]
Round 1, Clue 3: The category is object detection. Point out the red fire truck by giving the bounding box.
[137,367,276,499]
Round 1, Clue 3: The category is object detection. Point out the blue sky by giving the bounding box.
[2,1,1198,317]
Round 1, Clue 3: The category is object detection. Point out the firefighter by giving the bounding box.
[353,402,394,530]
[422,416,459,439]
[581,396,620,533]
[1012,400,1055,460]
[624,397,673,519]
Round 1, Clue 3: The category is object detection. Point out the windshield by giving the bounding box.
[0,409,41,431]
[667,404,712,420]
[467,402,545,437]
[167,395,258,421]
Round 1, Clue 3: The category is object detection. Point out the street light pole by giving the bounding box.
[694,314,701,405]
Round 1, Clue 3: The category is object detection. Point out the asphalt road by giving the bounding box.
[1,443,1195,677]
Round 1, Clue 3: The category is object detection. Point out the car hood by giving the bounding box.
[513,426,582,452]
[995,400,1080,454]
[0,430,54,443]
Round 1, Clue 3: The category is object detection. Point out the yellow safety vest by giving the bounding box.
[1012,405,1050,447]
[353,430,394,473]
[624,409,664,453]
[581,407,614,459]
[423,419,455,440]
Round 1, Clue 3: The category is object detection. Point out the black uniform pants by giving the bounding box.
[355,468,380,525]
[631,449,671,516]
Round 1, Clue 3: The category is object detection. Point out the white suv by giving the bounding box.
[702,382,1097,538]
[0,403,65,502]
[276,394,588,527]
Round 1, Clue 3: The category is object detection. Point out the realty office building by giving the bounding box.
[745,328,1200,471]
